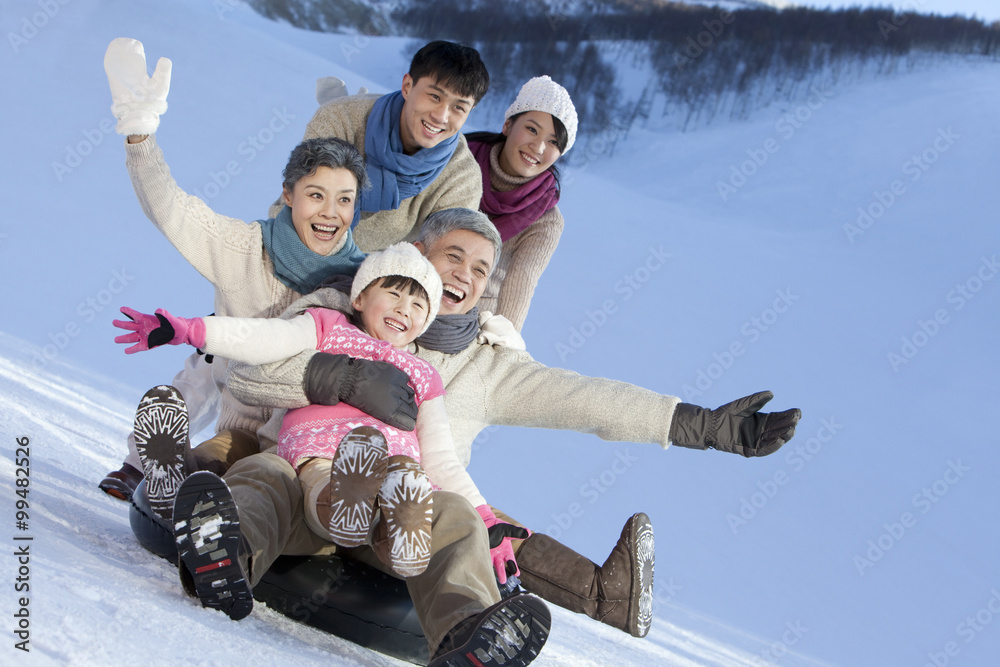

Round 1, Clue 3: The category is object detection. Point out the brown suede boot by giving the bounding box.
[515,513,654,638]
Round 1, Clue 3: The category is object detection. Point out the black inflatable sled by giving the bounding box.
[129,480,428,665]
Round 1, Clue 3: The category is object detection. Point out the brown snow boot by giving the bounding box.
[515,512,655,637]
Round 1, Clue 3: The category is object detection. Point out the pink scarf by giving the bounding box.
[468,140,559,242]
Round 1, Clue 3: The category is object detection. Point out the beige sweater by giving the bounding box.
[270,94,483,252]
[125,135,301,434]
[477,144,564,332]
[227,288,679,473]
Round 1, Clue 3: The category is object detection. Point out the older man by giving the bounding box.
[227,208,802,641]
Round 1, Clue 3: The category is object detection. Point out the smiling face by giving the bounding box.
[499,111,563,179]
[352,278,430,348]
[415,229,495,315]
[281,166,357,256]
[398,74,474,155]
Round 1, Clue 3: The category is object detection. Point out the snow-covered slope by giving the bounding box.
[2,0,999,665]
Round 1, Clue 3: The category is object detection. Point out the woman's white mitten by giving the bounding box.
[104,37,172,136]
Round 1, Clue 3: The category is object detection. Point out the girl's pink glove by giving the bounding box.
[476,505,531,585]
[113,307,206,354]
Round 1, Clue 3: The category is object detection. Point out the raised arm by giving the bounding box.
[105,38,263,289]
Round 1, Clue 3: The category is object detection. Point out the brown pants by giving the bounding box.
[191,428,261,476]
[220,451,500,653]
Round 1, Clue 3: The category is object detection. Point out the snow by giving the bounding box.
[2,0,999,665]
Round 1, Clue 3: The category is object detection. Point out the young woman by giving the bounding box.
[465,76,578,331]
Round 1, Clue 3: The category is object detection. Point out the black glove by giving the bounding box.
[304,353,418,431]
[669,391,801,457]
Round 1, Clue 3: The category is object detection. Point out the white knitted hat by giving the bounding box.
[504,75,579,154]
[351,243,443,336]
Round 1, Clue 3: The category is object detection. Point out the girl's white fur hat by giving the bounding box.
[351,242,443,336]
[504,75,579,153]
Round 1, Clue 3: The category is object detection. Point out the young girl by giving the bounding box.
[465,76,579,332]
[115,243,496,578]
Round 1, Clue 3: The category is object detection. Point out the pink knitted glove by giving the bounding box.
[476,505,531,585]
[114,307,206,354]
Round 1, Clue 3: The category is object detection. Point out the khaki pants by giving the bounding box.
[221,452,500,652]
[191,428,262,476]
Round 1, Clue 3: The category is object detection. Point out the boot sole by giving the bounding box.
[133,385,190,521]
[629,513,655,638]
[173,471,253,621]
[378,457,433,577]
[430,594,551,667]
[326,426,389,547]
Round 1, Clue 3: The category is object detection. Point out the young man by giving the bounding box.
[227,208,803,642]
[271,40,490,252]
[100,39,491,500]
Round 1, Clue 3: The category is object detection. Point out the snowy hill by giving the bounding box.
[2,0,1000,665]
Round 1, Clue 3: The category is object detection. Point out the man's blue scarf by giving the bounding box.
[259,205,365,295]
[360,90,459,218]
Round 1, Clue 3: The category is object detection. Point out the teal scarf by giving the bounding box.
[259,205,365,295]
[361,90,459,216]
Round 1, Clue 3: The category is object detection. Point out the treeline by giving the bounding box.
[394,2,1000,56]
[246,0,1000,146]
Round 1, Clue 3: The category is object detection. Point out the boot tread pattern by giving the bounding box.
[326,426,389,547]
[173,472,253,621]
[133,385,189,521]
